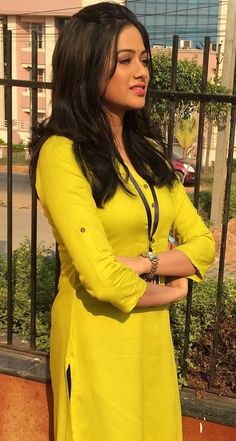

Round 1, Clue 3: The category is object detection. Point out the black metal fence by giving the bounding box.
[0,32,235,395]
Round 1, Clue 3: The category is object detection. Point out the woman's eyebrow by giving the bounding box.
[117,49,147,55]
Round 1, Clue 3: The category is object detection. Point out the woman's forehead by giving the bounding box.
[116,25,146,52]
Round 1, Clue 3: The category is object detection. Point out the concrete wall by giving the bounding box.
[1,372,236,441]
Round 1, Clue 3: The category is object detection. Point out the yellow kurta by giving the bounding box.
[36,136,215,441]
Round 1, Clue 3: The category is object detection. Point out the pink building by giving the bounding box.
[0,1,83,143]
[0,0,124,143]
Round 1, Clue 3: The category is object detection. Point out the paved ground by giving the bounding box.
[0,166,54,254]
[0,191,54,255]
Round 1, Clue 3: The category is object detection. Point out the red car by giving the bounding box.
[172,154,195,185]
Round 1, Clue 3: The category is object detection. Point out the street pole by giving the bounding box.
[210,0,236,226]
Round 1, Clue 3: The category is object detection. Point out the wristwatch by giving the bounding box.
[141,251,159,280]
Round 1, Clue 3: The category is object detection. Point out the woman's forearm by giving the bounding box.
[117,250,196,278]
[155,249,196,277]
[136,277,188,308]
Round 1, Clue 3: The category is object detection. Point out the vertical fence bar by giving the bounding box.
[209,55,236,388]
[6,30,13,346]
[194,36,210,207]
[55,244,60,297]
[181,279,193,374]
[167,35,179,159]
[30,30,38,350]
[181,37,210,375]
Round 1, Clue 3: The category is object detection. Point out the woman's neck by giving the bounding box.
[106,110,132,164]
[107,111,123,139]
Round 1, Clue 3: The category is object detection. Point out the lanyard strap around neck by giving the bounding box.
[129,172,159,251]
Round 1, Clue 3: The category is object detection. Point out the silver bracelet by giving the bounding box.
[141,251,159,280]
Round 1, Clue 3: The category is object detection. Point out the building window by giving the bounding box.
[37,68,45,92]
[127,0,219,48]
[28,23,45,49]
[23,67,45,93]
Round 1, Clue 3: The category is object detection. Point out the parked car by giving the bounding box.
[172,154,195,185]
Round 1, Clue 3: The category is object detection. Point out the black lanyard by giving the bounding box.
[129,171,159,252]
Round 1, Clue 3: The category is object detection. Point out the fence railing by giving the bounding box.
[0,32,235,397]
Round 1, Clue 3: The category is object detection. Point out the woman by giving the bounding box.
[29,3,215,441]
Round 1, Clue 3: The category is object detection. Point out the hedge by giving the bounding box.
[188,188,236,222]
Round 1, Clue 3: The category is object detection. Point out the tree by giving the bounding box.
[204,81,230,169]
[150,51,202,126]
[150,51,230,162]
[174,112,198,158]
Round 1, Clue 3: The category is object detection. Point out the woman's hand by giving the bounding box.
[136,277,189,308]
[117,255,151,275]
[165,277,189,301]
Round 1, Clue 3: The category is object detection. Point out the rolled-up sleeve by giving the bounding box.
[170,182,215,282]
[36,136,146,313]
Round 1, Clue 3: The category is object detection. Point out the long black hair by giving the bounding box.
[29,2,177,207]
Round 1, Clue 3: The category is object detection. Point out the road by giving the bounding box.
[0,172,31,194]
[0,172,54,254]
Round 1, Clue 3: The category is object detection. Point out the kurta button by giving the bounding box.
[80,227,86,232]
[151,203,155,207]
[143,183,148,189]
[152,239,155,243]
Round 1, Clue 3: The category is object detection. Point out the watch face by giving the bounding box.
[141,252,156,260]
[147,252,156,260]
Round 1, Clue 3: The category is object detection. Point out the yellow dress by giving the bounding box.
[36,136,215,441]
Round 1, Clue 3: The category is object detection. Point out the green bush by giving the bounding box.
[232,159,236,173]
[170,277,236,394]
[188,188,236,221]
[0,253,7,286]
[0,254,7,327]
[229,187,236,219]
[0,239,55,351]
[13,143,25,152]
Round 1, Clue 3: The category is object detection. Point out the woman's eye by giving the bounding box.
[119,58,131,64]
[141,58,149,66]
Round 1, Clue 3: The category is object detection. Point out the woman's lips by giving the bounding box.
[130,85,145,96]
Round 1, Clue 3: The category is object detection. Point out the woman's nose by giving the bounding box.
[133,60,149,79]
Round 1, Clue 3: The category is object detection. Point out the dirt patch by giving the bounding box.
[186,312,236,398]
[210,218,236,276]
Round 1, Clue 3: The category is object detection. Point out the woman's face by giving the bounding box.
[102,25,150,118]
